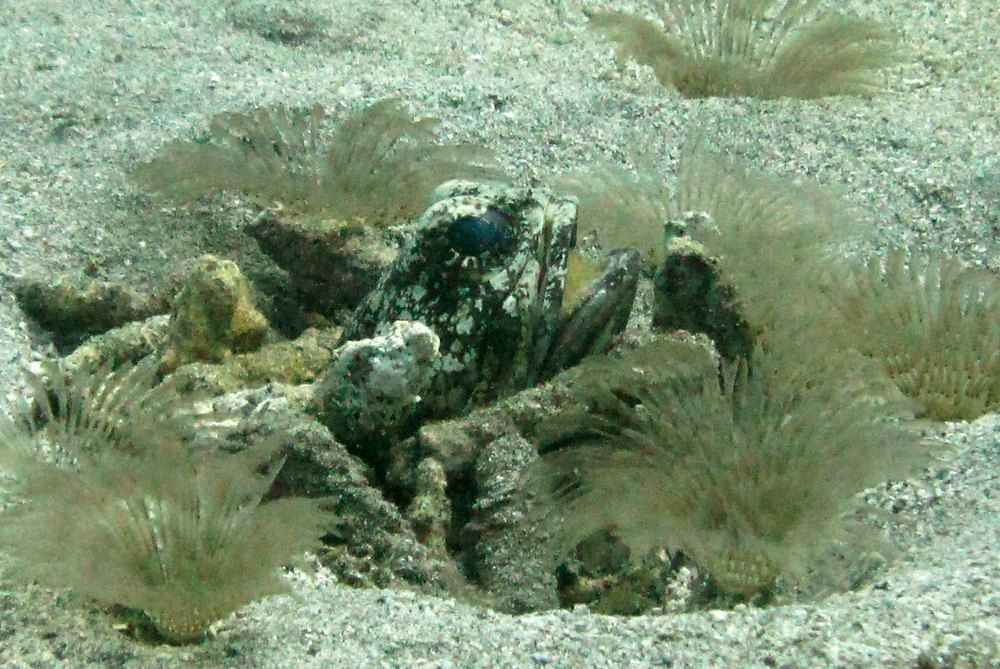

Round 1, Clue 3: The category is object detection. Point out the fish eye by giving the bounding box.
[445,208,512,257]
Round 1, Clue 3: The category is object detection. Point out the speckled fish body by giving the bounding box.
[350,181,638,414]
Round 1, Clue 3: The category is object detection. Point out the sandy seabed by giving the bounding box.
[0,0,998,667]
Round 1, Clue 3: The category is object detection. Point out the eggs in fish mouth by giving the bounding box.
[349,180,641,415]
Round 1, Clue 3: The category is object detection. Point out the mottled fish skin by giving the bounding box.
[349,181,638,415]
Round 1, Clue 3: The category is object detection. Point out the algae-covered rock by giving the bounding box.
[216,384,464,593]
[249,211,399,318]
[11,274,167,349]
[162,255,270,369]
[62,314,172,374]
[653,230,753,361]
[168,326,344,395]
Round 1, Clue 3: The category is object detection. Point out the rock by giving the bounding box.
[312,320,440,448]
[248,211,399,318]
[162,255,271,369]
[11,274,167,350]
[62,314,172,373]
[168,326,343,395]
[653,227,752,361]
[386,330,717,613]
[213,383,464,593]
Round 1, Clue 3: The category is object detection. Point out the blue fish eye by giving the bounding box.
[445,208,511,257]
